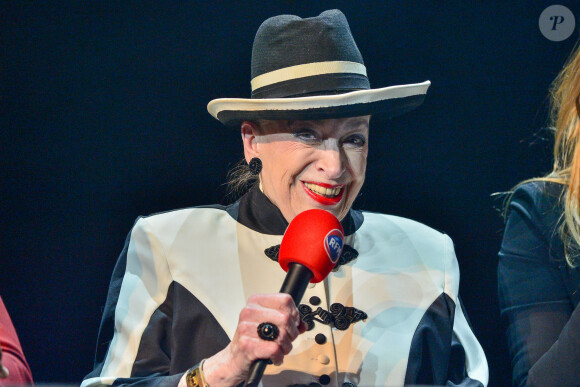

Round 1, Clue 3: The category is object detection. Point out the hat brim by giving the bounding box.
[207,80,430,126]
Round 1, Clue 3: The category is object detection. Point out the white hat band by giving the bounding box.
[250,61,367,92]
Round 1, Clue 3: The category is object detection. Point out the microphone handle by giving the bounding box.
[279,263,314,305]
[243,263,313,387]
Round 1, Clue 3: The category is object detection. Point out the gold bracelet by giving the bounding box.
[185,359,209,387]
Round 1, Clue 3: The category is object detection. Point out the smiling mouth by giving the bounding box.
[302,182,345,205]
[304,182,342,197]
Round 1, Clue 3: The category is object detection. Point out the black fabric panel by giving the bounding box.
[342,207,363,236]
[235,185,288,235]
[251,10,365,78]
[525,303,580,386]
[251,73,369,99]
[106,281,230,386]
[168,281,231,374]
[84,275,231,386]
[131,284,173,377]
[405,294,484,386]
[216,94,426,127]
[131,281,231,378]
[445,332,484,387]
[404,293,455,385]
[231,185,363,236]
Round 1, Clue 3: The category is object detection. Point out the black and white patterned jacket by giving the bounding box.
[82,187,488,386]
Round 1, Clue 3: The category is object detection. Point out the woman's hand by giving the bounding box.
[179,293,307,387]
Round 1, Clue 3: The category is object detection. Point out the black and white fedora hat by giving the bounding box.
[207,9,430,126]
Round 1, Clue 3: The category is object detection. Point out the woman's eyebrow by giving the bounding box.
[350,117,370,126]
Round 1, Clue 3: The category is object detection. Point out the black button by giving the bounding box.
[315,333,326,344]
[309,296,321,305]
[319,374,331,385]
[342,383,357,387]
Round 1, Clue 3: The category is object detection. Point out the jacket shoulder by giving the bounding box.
[360,210,448,240]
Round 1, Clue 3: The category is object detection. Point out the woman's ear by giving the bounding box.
[241,121,260,163]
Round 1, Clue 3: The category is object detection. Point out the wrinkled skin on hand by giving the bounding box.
[178,293,308,387]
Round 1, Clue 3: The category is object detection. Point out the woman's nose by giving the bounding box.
[316,148,346,179]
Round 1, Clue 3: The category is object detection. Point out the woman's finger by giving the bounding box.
[247,293,299,318]
[239,301,302,340]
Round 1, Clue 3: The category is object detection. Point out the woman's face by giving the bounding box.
[242,116,370,222]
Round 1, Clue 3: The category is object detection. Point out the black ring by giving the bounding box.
[257,322,279,341]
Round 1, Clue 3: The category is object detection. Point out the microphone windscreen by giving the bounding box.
[278,209,344,283]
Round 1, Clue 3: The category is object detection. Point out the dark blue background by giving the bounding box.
[2,1,579,385]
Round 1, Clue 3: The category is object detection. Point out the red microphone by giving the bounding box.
[244,209,344,387]
[278,209,344,302]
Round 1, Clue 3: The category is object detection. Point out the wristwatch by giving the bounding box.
[186,359,209,387]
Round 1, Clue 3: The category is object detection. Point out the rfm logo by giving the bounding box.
[324,229,344,263]
[539,5,576,41]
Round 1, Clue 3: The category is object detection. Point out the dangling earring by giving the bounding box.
[248,157,262,175]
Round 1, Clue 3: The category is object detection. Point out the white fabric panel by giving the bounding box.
[81,376,116,386]
[333,212,448,385]
[99,215,177,380]
[165,209,248,339]
[454,302,489,384]
[442,234,460,301]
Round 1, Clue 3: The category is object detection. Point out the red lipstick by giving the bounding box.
[302,182,344,205]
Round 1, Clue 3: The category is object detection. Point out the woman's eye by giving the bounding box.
[293,130,319,142]
[343,135,366,147]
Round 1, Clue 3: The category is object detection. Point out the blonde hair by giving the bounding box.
[515,42,580,267]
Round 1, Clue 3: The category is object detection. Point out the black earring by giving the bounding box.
[248,157,262,175]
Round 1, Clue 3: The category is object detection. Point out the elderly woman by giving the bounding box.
[83,10,488,387]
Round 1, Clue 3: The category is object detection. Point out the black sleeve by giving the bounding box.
[498,182,580,386]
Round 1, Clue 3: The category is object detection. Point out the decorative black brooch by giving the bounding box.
[298,303,367,331]
[264,244,359,268]
[263,244,280,261]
